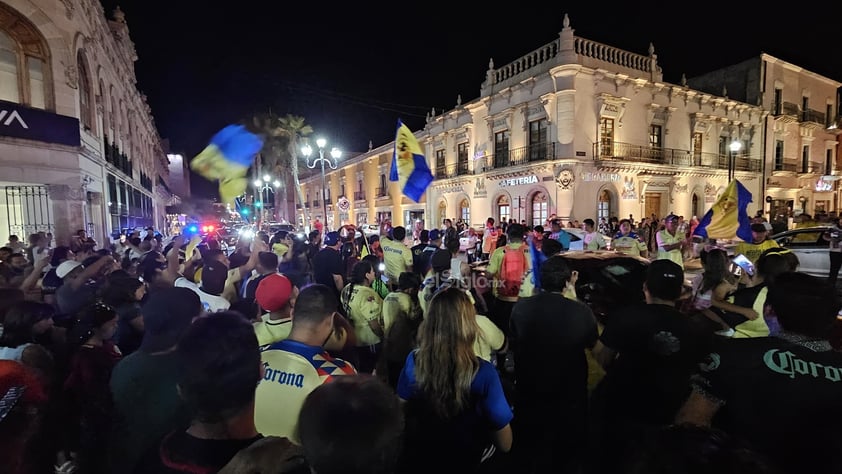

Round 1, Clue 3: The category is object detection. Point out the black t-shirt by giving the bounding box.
[410,243,429,277]
[509,292,598,404]
[312,247,343,297]
[598,303,711,424]
[227,250,250,269]
[692,336,842,474]
[41,267,63,295]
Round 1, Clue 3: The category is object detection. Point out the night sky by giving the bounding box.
[98,1,841,198]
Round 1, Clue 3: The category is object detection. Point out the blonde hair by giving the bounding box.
[414,288,480,419]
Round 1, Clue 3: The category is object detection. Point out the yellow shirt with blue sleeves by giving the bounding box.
[612,232,647,257]
[656,229,685,268]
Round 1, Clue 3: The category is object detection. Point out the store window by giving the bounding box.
[497,195,510,224]
[531,192,548,228]
[598,189,613,222]
[459,198,470,225]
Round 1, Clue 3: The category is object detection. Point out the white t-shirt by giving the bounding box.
[174,276,230,313]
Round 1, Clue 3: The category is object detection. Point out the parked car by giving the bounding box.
[362,224,380,239]
[771,225,833,278]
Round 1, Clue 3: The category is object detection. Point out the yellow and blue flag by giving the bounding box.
[190,124,263,206]
[390,119,433,203]
[693,179,753,242]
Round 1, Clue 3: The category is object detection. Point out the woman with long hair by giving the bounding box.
[340,260,383,374]
[397,287,513,473]
[685,248,758,335]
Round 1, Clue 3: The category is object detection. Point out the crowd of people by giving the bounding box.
[0,213,840,474]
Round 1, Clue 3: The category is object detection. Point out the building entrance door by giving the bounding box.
[645,192,662,219]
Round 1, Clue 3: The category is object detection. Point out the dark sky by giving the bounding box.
[98,1,841,198]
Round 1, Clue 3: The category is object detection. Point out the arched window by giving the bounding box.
[497,195,510,224]
[597,189,613,222]
[0,5,49,109]
[692,193,700,218]
[0,31,19,102]
[531,192,548,227]
[438,201,447,225]
[459,198,470,225]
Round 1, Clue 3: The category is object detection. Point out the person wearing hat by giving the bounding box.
[733,222,780,265]
[108,287,202,473]
[254,273,298,346]
[656,214,691,269]
[312,231,344,301]
[590,259,712,474]
[54,254,114,317]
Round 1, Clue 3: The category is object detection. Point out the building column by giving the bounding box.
[49,184,87,247]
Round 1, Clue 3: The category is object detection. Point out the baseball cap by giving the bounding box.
[750,223,768,233]
[255,273,294,312]
[645,259,684,300]
[664,214,680,223]
[56,260,82,279]
[324,231,341,247]
[140,287,202,352]
[429,229,442,241]
[431,249,451,273]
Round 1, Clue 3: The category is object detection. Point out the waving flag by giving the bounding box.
[390,119,433,203]
[693,179,753,242]
[530,237,548,291]
[190,124,263,205]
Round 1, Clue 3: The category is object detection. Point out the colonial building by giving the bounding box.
[0,0,172,245]
[305,15,840,235]
[687,54,841,221]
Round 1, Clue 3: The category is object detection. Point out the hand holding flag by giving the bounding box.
[390,119,433,203]
[190,124,263,205]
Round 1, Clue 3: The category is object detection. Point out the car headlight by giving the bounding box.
[240,230,254,239]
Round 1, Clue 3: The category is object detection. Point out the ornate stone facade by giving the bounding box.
[0,0,173,244]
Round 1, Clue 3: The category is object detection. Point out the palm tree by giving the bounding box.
[252,113,313,227]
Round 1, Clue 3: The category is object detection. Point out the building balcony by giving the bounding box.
[593,141,760,172]
[435,143,557,178]
[376,187,388,198]
[771,161,798,173]
[312,200,320,208]
[354,191,365,201]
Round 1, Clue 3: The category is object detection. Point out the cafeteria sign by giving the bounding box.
[498,175,538,187]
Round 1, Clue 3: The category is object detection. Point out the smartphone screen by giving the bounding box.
[732,254,755,276]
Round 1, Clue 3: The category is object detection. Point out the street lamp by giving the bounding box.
[253,175,281,223]
[728,140,742,182]
[302,138,342,231]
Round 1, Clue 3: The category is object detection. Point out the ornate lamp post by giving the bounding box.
[302,138,342,231]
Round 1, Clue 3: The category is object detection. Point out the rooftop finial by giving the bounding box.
[456,94,462,106]
[648,42,655,56]
[562,13,570,29]
[681,73,687,86]
[113,6,126,23]
[368,140,373,152]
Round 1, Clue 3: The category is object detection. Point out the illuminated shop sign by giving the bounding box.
[498,175,539,187]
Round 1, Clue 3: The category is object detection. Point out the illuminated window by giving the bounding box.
[531,192,547,227]
[497,195,510,224]
[460,198,470,225]
[598,189,613,222]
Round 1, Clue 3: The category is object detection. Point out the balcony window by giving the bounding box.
[773,88,782,115]
[774,141,784,171]
[78,52,94,132]
[529,119,548,161]
[494,130,509,168]
[649,125,662,148]
[599,118,614,156]
[692,133,702,164]
[457,143,469,175]
[802,145,810,173]
[802,97,809,122]
[459,198,470,224]
[379,174,386,194]
[826,149,833,176]
[435,149,446,176]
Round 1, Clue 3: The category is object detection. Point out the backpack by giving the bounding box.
[498,244,528,299]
